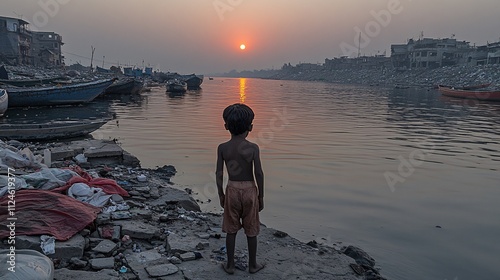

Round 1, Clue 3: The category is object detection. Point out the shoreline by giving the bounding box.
[0,139,387,279]
[253,64,500,89]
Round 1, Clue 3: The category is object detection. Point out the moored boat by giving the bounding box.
[0,119,109,141]
[0,89,8,117]
[6,79,115,107]
[104,78,143,95]
[166,79,187,93]
[181,74,204,89]
[0,76,66,87]
[438,85,500,101]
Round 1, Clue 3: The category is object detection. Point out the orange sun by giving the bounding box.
[240,44,246,50]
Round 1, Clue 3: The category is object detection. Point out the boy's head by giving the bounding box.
[223,103,254,135]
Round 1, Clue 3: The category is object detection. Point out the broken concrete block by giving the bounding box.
[15,234,85,260]
[179,252,196,261]
[113,220,157,240]
[92,239,118,255]
[54,268,120,280]
[145,263,179,277]
[89,257,115,270]
[196,233,210,239]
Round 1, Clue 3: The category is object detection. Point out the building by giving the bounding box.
[391,38,473,69]
[0,16,32,65]
[0,15,64,66]
[31,31,64,66]
[487,41,500,65]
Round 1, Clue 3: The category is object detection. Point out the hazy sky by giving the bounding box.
[2,0,500,74]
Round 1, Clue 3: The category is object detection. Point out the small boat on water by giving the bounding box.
[0,119,110,141]
[104,78,143,95]
[438,85,500,101]
[166,79,187,93]
[0,89,8,116]
[6,79,115,107]
[0,76,66,87]
[437,83,491,90]
[181,74,204,89]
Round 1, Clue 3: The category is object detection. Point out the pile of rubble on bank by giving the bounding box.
[270,64,500,89]
[0,139,386,280]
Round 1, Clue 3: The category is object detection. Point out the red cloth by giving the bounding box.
[51,166,129,197]
[0,190,101,241]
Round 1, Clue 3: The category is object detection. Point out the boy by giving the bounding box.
[216,103,265,275]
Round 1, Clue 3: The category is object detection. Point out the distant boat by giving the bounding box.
[166,79,187,93]
[181,74,204,89]
[209,77,214,80]
[438,85,500,101]
[6,79,115,107]
[0,76,66,87]
[0,119,109,141]
[104,78,143,95]
[0,89,8,116]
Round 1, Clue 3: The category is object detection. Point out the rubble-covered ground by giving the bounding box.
[270,64,500,88]
[0,139,386,280]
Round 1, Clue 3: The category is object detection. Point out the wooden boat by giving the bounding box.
[6,79,115,107]
[0,119,109,141]
[104,78,143,95]
[0,89,8,117]
[181,74,204,89]
[166,79,187,93]
[438,85,500,101]
[0,76,66,87]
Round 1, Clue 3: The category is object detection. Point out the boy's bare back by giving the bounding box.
[217,138,261,182]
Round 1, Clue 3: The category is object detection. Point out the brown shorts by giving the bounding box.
[222,180,260,237]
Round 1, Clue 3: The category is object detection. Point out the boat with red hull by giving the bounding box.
[438,85,500,102]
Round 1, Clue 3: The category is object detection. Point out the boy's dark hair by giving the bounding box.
[223,103,254,135]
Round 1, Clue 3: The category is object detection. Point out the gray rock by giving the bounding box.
[96,213,111,224]
[111,211,132,220]
[15,234,85,260]
[92,239,118,255]
[169,256,182,264]
[89,257,115,270]
[344,245,375,268]
[54,268,120,280]
[149,186,201,212]
[145,263,179,277]
[113,220,157,240]
[130,209,152,219]
[69,257,87,269]
[179,252,196,261]
[196,233,210,239]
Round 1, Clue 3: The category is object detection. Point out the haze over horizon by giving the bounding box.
[3,0,500,74]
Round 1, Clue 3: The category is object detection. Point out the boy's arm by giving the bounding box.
[253,144,264,211]
[216,144,225,208]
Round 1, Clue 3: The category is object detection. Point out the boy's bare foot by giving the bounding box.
[222,263,235,275]
[249,263,265,274]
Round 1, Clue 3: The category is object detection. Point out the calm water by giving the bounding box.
[5,78,500,279]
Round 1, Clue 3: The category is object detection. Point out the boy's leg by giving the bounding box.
[223,232,237,274]
[247,236,265,273]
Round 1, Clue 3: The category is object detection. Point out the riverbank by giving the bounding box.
[268,64,500,89]
[0,139,386,279]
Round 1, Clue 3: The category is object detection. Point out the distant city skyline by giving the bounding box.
[2,0,500,74]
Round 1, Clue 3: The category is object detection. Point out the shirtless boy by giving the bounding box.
[216,103,265,274]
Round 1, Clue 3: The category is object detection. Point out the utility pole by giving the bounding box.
[102,56,105,68]
[90,46,95,73]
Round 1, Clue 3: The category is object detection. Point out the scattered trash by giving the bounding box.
[40,235,56,255]
[119,266,128,273]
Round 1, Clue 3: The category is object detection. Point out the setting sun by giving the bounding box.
[240,44,246,50]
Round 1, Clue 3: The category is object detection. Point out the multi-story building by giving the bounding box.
[391,38,473,69]
[0,16,33,65]
[0,15,64,66]
[31,31,64,66]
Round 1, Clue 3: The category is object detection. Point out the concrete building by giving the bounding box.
[391,38,474,69]
[31,31,64,66]
[0,16,33,65]
[487,41,500,65]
